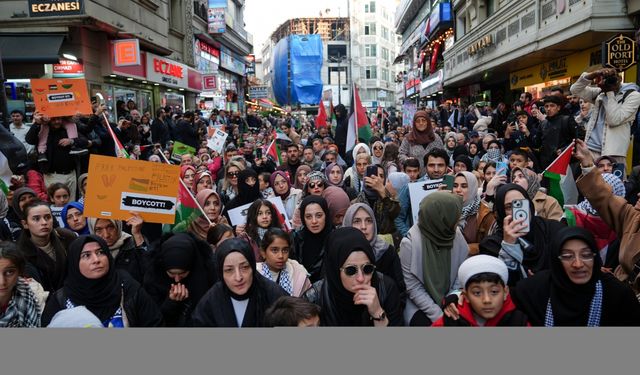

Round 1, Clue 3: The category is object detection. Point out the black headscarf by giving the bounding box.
[298,196,332,269]
[224,169,261,212]
[63,235,122,322]
[216,238,259,301]
[320,227,379,326]
[480,183,559,278]
[143,233,217,309]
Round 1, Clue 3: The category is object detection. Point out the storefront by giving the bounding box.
[510,46,638,100]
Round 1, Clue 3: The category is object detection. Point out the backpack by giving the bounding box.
[619,89,640,139]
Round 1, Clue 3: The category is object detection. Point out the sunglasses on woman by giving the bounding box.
[228,172,240,178]
[340,263,376,277]
[309,182,324,189]
[373,146,383,151]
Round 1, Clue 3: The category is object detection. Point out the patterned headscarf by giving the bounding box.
[577,173,625,216]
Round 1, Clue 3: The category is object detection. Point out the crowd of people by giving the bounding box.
[2,67,640,328]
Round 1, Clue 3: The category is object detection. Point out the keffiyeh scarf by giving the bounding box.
[0,278,41,328]
[260,262,293,295]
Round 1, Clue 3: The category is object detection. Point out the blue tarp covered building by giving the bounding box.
[271,34,323,106]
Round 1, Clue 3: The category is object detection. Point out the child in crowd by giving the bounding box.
[433,255,529,327]
[264,296,321,327]
[47,182,71,228]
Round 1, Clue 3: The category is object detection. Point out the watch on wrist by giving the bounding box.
[370,310,386,321]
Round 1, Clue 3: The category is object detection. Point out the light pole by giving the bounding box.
[328,54,347,105]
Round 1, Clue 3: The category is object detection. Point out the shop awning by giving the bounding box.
[0,34,65,63]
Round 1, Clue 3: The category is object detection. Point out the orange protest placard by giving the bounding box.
[31,78,92,118]
[84,155,181,224]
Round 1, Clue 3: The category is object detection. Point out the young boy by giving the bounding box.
[433,255,529,327]
[508,148,529,171]
[264,296,321,327]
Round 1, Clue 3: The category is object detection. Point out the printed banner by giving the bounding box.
[207,129,228,154]
[408,178,443,223]
[171,141,196,163]
[84,155,181,224]
[31,78,92,118]
[227,196,290,230]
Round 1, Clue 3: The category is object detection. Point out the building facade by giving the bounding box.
[1,0,253,121]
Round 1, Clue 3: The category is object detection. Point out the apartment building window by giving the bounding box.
[365,1,376,13]
[366,66,377,79]
[381,68,389,82]
[169,0,184,33]
[364,23,376,35]
[381,47,389,61]
[365,44,377,57]
[381,26,389,41]
[486,0,496,17]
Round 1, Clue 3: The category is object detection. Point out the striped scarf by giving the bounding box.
[0,278,41,327]
[260,262,293,295]
[544,280,603,327]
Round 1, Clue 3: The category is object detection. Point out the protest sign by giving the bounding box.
[408,178,443,223]
[84,155,181,224]
[31,78,92,117]
[207,129,228,154]
[227,196,290,230]
[171,141,196,163]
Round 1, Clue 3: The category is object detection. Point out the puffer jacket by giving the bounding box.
[570,73,640,157]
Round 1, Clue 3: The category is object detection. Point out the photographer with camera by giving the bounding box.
[570,68,640,175]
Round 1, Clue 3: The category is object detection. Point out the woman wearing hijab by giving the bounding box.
[41,235,163,327]
[142,233,217,327]
[223,168,261,219]
[293,164,312,190]
[511,167,563,221]
[563,173,625,268]
[371,140,384,165]
[173,189,228,243]
[444,132,458,161]
[7,187,37,239]
[77,173,88,203]
[480,140,507,164]
[324,162,357,200]
[321,186,351,227]
[343,203,406,299]
[398,111,444,171]
[191,238,287,327]
[180,165,197,193]
[302,227,404,326]
[87,216,149,283]
[511,227,640,326]
[479,184,565,286]
[344,148,371,194]
[192,171,214,194]
[0,241,41,327]
[399,192,469,326]
[61,202,89,236]
[291,196,333,283]
[453,171,481,251]
[270,170,303,223]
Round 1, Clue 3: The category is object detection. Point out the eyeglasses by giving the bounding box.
[308,182,324,189]
[557,252,596,263]
[228,171,240,178]
[341,263,376,277]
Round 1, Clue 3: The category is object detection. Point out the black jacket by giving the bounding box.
[151,117,170,147]
[40,270,164,327]
[25,123,88,174]
[333,104,348,158]
[112,237,150,284]
[174,119,199,149]
[291,229,326,283]
[18,227,77,292]
[532,114,577,170]
[191,275,287,327]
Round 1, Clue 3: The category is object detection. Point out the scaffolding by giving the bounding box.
[270,17,350,44]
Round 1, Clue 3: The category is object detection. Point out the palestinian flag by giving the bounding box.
[266,140,282,166]
[169,181,200,232]
[275,127,292,143]
[316,100,328,128]
[346,82,372,152]
[101,113,129,158]
[543,142,578,207]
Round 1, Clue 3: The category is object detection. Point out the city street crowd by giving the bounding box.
[2,67,640,328]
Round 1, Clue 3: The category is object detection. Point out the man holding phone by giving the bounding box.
[570,68,640,176]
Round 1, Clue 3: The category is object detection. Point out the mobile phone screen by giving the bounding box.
[496,162,508,176]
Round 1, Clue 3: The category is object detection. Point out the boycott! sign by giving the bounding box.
[84,155,181,224]
[31,78,92,118]
[408,178,443,223]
